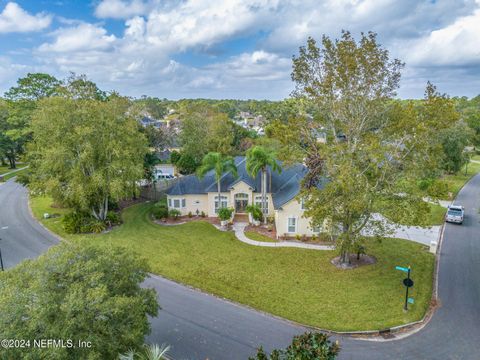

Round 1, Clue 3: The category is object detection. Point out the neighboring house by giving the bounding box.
[166,156,326,238]
[153,164,177,179]
[234,112,266,135]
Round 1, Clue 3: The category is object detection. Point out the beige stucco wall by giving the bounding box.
[275,197,319,238]
[229,181,253,209]
[168,180,276,218]
[167,194,208,216]
[206,192,232,217]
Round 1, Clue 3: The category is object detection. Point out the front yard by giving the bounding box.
[32,197,434,332]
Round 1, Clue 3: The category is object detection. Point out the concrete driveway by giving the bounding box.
[1,175,480,359]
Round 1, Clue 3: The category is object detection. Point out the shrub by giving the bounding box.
[89,220,107,234]
[168,209,181,220]
[62,212,92,234]
[188,211,193,218]
[156,197,168,207]
[249,332,340,360]
[105,211,121,226]
[108,200,120,211]
[200,211,206,218]
[295,234,301,241]
[62,212,112,234]
[246,204,263,222]
[152,204,169,220]
[217,207,233,221]
[16,171,30,186]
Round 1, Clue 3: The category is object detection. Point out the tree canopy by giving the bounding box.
[4,73,61,101]
[287,31,444,264]
[0,242,158,360]
[29,96,148,220]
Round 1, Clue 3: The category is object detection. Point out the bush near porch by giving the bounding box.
[31,197,434,332]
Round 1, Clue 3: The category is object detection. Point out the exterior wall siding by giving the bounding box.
[275,198,318,238]
[166,194,208,216]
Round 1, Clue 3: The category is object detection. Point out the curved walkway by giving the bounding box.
[232,222,334,250]
[3,175,480,359]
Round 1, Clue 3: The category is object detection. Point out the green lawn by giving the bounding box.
[382,202,446,227]
[442,161,480,199]
[245,230,277,242]
[0,165,11,175]
[31,196,434,331]
[0,165,29,182]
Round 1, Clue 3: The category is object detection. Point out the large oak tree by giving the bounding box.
[29,95,147,220]
[288,31,446,264]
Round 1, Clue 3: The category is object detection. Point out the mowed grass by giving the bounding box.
[382,202,447,227]
[31,196,434,331]
[0,165,29,182]
[245,230,277,242]
[441,161,480,200]
[0,165,11,175]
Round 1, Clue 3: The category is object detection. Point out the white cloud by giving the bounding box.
[94,0,149,19]
[0,2,52,33]
[142,0,280,51]
[15,0,480,99]
[405,6,480,66]
[38,23,116,53]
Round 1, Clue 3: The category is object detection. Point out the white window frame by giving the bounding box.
[287,217,297,233]
[214,195,228,213]
[254,195,269,214]
[170,198,186,209]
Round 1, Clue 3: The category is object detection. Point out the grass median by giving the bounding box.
[31,196,434,332]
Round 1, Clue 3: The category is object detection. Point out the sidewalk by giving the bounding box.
[232,215,440,250]
[232,222,333,250]
[0,165,29,181]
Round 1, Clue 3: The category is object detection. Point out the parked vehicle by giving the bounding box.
[156,173,176,180]
[445,205,464,224]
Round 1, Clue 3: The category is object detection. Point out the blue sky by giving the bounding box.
[1,0,479,100]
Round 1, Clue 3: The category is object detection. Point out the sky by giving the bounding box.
[0,0,479,100]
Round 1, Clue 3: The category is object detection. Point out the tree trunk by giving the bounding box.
[217,180,221,213]
[262,168,267,224]
[92,196,109,221]
[7,155,16,169]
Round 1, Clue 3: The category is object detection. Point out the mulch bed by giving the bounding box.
[154,215,221,226]
[331,254,377,269]
[245,224,277,239]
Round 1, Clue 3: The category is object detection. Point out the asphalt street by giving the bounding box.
[1,176,479,359]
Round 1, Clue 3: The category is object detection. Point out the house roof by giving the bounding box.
[166,156,323,209]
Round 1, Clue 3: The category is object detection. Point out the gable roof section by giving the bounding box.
[166,156,325,208]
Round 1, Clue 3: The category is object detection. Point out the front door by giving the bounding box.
[234,193,248,213]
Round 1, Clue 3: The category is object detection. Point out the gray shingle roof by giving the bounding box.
[166,156,323,209]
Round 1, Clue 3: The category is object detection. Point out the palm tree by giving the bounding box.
[119,343,170,360]
[197,152,238,213]
[246,146,281,224]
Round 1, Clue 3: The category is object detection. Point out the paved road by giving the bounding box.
[1,175,480,359]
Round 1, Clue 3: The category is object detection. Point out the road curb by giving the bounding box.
[24,189,445,341]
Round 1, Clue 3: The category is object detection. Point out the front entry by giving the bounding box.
[234,193,249,213]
